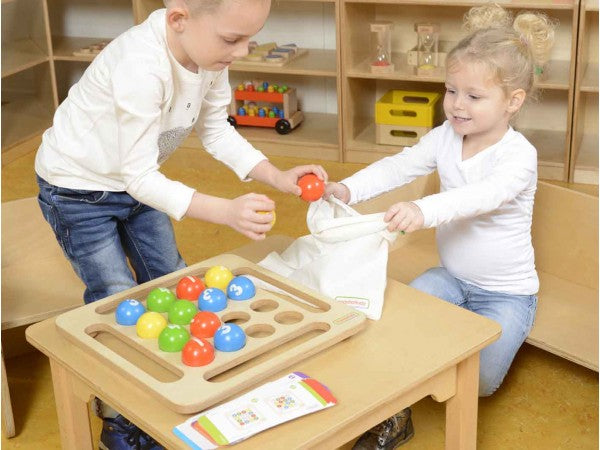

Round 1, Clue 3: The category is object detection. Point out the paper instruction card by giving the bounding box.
[173,372,336,448]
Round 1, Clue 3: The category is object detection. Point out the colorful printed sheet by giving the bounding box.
[173,372,336,448]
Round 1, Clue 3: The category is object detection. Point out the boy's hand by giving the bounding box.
[384,202,424,233]
[323,182,351,204]
[225,193,275,240]
[272,165,328,196]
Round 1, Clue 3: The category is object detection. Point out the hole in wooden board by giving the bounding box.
[274,311,304,325]
[205,322,331,383]
[245,323,275,338]
[250,299,279,312]
[86,324,183,383]
[221,311,251,325]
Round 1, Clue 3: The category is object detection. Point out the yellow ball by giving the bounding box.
[136,311,167,339]
[258,210,276,226]
[204,265,234,291]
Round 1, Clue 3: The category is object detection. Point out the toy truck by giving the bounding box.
[227,81,304,135]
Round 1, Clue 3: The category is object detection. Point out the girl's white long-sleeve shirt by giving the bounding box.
[35,9,267,220]
[342,121,539,295]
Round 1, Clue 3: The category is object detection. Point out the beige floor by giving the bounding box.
[1,144,598,449]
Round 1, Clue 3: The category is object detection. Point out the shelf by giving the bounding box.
[343,119,567,178]
[581,63,599,92]
[342,0,577,10]
[52,36,113,62]
[1,39,49,78]
[1,95,53,149]
[183,112,340,161]
[346,55,572,89]
[573,134,599,184]
[347,54,444,83]
[587,0,599,12]
[230,49,336,77]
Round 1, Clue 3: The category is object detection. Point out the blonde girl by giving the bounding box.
[329,5,557,449]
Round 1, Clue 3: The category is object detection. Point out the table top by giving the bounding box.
[27,264,500,449]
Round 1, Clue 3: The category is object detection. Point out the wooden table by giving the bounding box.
[26,236,501,450]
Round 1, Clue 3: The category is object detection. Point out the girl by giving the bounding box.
[325,4,556,449]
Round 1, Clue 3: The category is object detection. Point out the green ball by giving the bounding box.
[146,288,176,313]
[158,324,190,352]
[277,87,284,93]
[257,86,264,92]
[168,299,197,325]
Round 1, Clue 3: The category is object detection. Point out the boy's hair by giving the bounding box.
[163,0,223,15]
[447,3,556,101]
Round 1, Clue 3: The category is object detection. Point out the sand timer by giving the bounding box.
[415,23,440,75]
[370,21,394,73]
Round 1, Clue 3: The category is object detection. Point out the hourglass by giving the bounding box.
[415,23,440,76]
[370,21,394,74]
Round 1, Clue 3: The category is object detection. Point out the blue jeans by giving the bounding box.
[410,267,537,397]
[37,176,186,304]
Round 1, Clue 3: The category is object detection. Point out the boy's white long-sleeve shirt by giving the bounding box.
[342,121,539,295]
[35,9,267,220]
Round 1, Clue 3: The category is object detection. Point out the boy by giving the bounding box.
[35,0,327,448]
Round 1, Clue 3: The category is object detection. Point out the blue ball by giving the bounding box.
[115,299,146,326]
[227,276,256,301]
[214,323,246,352]
[198,288,227,312]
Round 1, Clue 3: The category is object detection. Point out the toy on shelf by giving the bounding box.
[407,40,453,68]
[227,81,304,135]
[375,90,441,147]
[72,40,109,57]
[370,21,394,74]
[414,23,442,77]
[234,42,308,68]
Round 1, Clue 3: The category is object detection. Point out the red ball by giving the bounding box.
[298,174,325,202]
[176,276,205,301]
[190,311,222,339]
[182,337,215,367]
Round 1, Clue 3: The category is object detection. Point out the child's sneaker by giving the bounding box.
[99,414,164,450]
[352,408,414,450]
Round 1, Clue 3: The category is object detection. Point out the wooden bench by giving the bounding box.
[357,175,599,371]
[1,197,85,437]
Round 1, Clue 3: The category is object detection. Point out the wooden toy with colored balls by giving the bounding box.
[204,265,234,291]
[214,323,246,352]
[168,299,198,325]
[176,275,205,301]
[115,299,146,326]
[198,287,228,312]
[298,174,325,202]
[190,311,221,339]
[136,311,167,339]
[227,276,256,301]
[146,287,176,313]
[158,324,190,352]
[182,337,215,367]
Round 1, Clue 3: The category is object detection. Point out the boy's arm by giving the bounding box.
[113,60,196,220]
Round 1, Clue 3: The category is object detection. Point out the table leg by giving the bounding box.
[445,353,480,450]
[49,359,94,450]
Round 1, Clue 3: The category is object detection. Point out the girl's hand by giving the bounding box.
[224,193,275,240]
[384,202,424,233]
[273,165,328,196]
[323,182,351,204]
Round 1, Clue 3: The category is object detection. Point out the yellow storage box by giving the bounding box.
[375,90,441,128]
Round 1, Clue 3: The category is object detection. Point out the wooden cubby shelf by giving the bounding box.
[2,0,597,183]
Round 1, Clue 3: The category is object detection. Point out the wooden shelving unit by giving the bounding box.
[340,0,581,182]
[2,0,597,183]
[1,0,57,154]
[570,0,599,184]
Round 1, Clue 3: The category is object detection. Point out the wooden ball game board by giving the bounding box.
[54,254,366,414]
